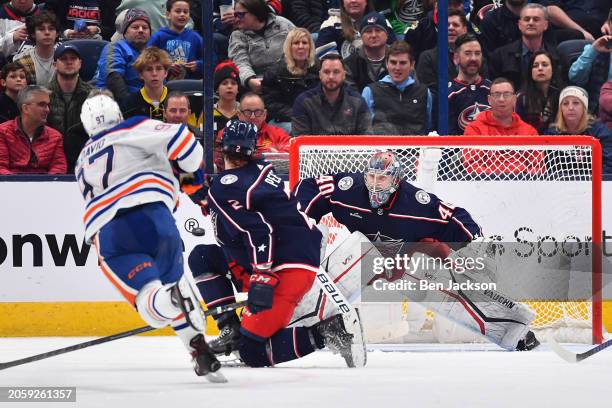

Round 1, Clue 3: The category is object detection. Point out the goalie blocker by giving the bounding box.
[291,231,539,351]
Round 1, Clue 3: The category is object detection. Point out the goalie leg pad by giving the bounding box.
[404,253,536,350]
[290,231,381,327]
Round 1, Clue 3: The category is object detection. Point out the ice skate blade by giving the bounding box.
[204,370,228,383]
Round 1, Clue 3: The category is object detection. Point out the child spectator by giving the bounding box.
[13,11,59,86]
[122,46,171,120]
[148,0,204,80]
[262,27,320,133]
[0,62,27,123]
[213,60,240,134]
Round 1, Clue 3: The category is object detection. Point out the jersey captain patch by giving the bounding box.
[220,174,238,185]
[338,176,354,191]
[415,190,431,204]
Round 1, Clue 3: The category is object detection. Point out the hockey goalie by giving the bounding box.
[291,150,540,351]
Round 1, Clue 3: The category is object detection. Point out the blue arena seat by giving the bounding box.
[557,39,592,66]
[63,39,110,82]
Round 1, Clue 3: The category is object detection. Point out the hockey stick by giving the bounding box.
[0,301,245,371]
[547,334,612,363]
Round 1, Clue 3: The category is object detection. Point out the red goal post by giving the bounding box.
[289,135,603,344]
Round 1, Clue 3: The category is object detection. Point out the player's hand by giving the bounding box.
[247,265,279,314]
[181,169,211,215]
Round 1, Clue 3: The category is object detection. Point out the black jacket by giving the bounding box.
[291,0,335,33]
[489,39,566,92]
[262,59,320,122]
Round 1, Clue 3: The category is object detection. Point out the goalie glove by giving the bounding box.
[247,264,279,314]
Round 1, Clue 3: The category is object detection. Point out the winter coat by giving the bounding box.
[262,60,320,122]
[545,120,612,175]
[228,15,295,87]
[94,39,143,95]
[46,74,93,173]
[0,118,67,174]
[292,84,371,136]
[291,0,334,33]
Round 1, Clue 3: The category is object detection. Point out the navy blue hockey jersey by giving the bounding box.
[293,173,482,248]
[208,160,322,273]
[448,78,491,135]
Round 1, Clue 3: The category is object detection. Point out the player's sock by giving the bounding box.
[193,273,236,308]
[238,327,321,367]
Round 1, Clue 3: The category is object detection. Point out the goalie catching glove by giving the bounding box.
[247,263,279,314]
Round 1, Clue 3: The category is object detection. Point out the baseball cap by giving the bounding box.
[54,43,81,60]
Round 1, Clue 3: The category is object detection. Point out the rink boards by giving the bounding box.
[0,180,611,336]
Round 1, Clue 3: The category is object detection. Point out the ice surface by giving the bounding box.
[0,337,609,408]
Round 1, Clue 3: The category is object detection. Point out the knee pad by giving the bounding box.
[239,335,271,368]
[188,244,229,278]
[135,280,180,328]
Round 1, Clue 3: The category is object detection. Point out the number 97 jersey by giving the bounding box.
[75,116,203,243]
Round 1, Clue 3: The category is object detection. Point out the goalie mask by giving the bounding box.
[80,94,123,137]
[221,119,258,159]
[364,151,402,208]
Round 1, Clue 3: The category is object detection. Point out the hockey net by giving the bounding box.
[289,136,603,344]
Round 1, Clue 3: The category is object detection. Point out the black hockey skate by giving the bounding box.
[209,313,242,356]
[317,313,365,367]
[189,334,227,383]
[516,330,540,351]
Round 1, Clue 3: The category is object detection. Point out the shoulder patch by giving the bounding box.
[338,176,354,191]
[220,174,238,185]
[415,190,431,204]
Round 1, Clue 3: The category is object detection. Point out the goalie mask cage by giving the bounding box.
[289,136,603,345]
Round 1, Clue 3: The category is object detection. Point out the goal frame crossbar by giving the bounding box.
[289,135,603,344]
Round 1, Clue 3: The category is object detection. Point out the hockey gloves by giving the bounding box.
[247,266,280,314]
[180,169,211,216]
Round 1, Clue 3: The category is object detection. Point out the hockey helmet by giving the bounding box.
[364,151,403,208]
[221,119,258,159]
[80,94,124,137]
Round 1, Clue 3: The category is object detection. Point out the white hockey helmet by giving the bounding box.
[80,94,124,137]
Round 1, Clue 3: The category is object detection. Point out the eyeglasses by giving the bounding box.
[234,11,248,19]
[27,101,51,108]
[240,109,265,117]
[490,92,515,100]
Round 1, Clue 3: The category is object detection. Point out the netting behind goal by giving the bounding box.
[289,136,603,344]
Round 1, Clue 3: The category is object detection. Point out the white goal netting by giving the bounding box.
[290,136,603,344]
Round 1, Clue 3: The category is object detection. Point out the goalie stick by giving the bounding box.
[547,333,612,363]
[0,301,246,371]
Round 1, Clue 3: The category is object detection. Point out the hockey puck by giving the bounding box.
[191,227,206,237]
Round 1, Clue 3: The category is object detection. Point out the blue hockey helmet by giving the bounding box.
[221,119,258,159]
[364,151,403,208]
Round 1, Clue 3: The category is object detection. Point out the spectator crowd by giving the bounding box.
[0,0,610,175]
